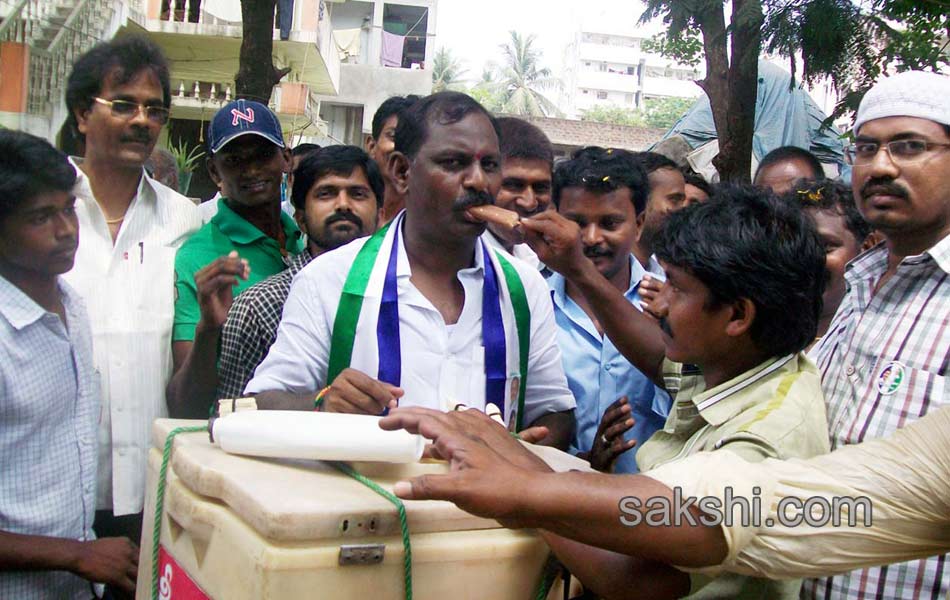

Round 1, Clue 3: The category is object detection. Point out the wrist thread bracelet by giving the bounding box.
[313,386,332,410]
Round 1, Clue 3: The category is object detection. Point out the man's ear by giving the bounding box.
[74,106,92,136]
[281,148,293,174]
[293,205,306,233]
[389,151,410,197]
[206,156,222,189]
[365,135,376,153]
[725,297,756,338]
[635,210,647,241]
[861,230,884,251]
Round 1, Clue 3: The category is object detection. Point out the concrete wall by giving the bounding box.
[318,62,431,133]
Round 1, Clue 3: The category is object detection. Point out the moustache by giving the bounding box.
[860,178,909,201]
[658,317,674,338]
[120,131,153,145]
[583,246,611,259]
[324,211,364,230]
[455,192,495,212]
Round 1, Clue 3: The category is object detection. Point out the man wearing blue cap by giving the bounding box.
[166,99,304,418]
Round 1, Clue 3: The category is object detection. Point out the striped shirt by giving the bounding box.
[0,275,99,599]
[217,249,314,400]
[64,158,201,516]
[806,235,950,599]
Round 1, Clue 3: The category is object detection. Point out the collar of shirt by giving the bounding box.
[287,247,314,274]
[212,197,302,251]
[69,157,176,232]
[644,253,666,279]
[481,229,546,272]
[0,275,49,329]
[0,274,80,331]
[686,354,799,427]
[549,253,646,320]
[362,213,488,303]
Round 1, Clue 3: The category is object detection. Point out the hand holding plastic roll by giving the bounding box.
[211,410,425,463]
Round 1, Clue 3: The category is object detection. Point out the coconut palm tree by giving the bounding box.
[432,47,467,92]
[497,31,563,117]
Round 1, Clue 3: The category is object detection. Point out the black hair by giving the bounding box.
[632,151,679,176]
[65,35,171,143]
[496,117,553,167]
[292,143,322,158]
[394,91,500,159]
[682,168,713,197]
[653,185,825,358]
[552,146,648,214]
[291,145,385,210]
[786,180,872,242]
[0,130,77,222]
[372,95,421,140]
[754,146,824,182]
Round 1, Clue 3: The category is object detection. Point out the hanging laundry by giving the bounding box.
[381,30,406,68]
[334,28,362,61]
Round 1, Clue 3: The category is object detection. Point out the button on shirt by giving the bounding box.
[0,276,98,598]
[246,220,576,427]
[549,255,671,474]
[63,159,201,516]
[807,235,950,600]
[173,198,304,342]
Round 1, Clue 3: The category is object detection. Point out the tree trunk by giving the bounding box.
[235,0,292,104]
[695,0,763,183]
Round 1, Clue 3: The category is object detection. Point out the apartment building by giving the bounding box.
[562,24,704,118]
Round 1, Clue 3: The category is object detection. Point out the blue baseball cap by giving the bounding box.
[207,99,285,154]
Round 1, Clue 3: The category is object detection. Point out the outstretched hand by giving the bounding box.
[379,407,552,527]
[520,211,589,279]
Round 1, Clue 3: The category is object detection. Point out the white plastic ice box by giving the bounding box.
[136,419,589,600]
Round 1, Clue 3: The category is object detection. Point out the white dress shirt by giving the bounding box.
[63,158,201,515]
[246,214,575,427]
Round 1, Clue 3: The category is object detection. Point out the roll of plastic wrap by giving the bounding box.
[211,410,425,463]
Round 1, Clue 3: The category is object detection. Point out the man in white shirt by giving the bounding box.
[246,92,576,448]
[480,117,552,272]
[62,35,201,548]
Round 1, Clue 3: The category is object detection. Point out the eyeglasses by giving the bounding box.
[844,139,950,166]
[93,97,170,125]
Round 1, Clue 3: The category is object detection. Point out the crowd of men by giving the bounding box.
[1,32,948,600]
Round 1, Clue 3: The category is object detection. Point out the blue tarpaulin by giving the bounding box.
[655,60,846,172]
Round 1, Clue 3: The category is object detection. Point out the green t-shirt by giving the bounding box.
[173,199,304,342]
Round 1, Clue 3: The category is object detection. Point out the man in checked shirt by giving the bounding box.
[805,70,950,599]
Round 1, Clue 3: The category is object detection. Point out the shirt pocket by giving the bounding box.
[862,357,949,428]
[132,243,177,328]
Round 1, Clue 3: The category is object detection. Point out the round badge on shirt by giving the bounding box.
[876,361,906,396]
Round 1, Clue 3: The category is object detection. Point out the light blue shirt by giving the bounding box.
[0,274,99,598]
[549,255,671,474]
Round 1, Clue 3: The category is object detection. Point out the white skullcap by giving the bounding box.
[853,70,950,134]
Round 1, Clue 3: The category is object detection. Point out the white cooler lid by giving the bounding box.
[152,418,592,542]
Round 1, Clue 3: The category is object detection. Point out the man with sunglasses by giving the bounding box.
[804,70,950,599]
[61,35,201,564]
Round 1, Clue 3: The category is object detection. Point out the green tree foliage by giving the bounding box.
[580,97,696,129]
[643,96,695,128]
[580,105,646,127]
[641,0,949,181]
[432,47,468,93]
[496,31,563,117]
